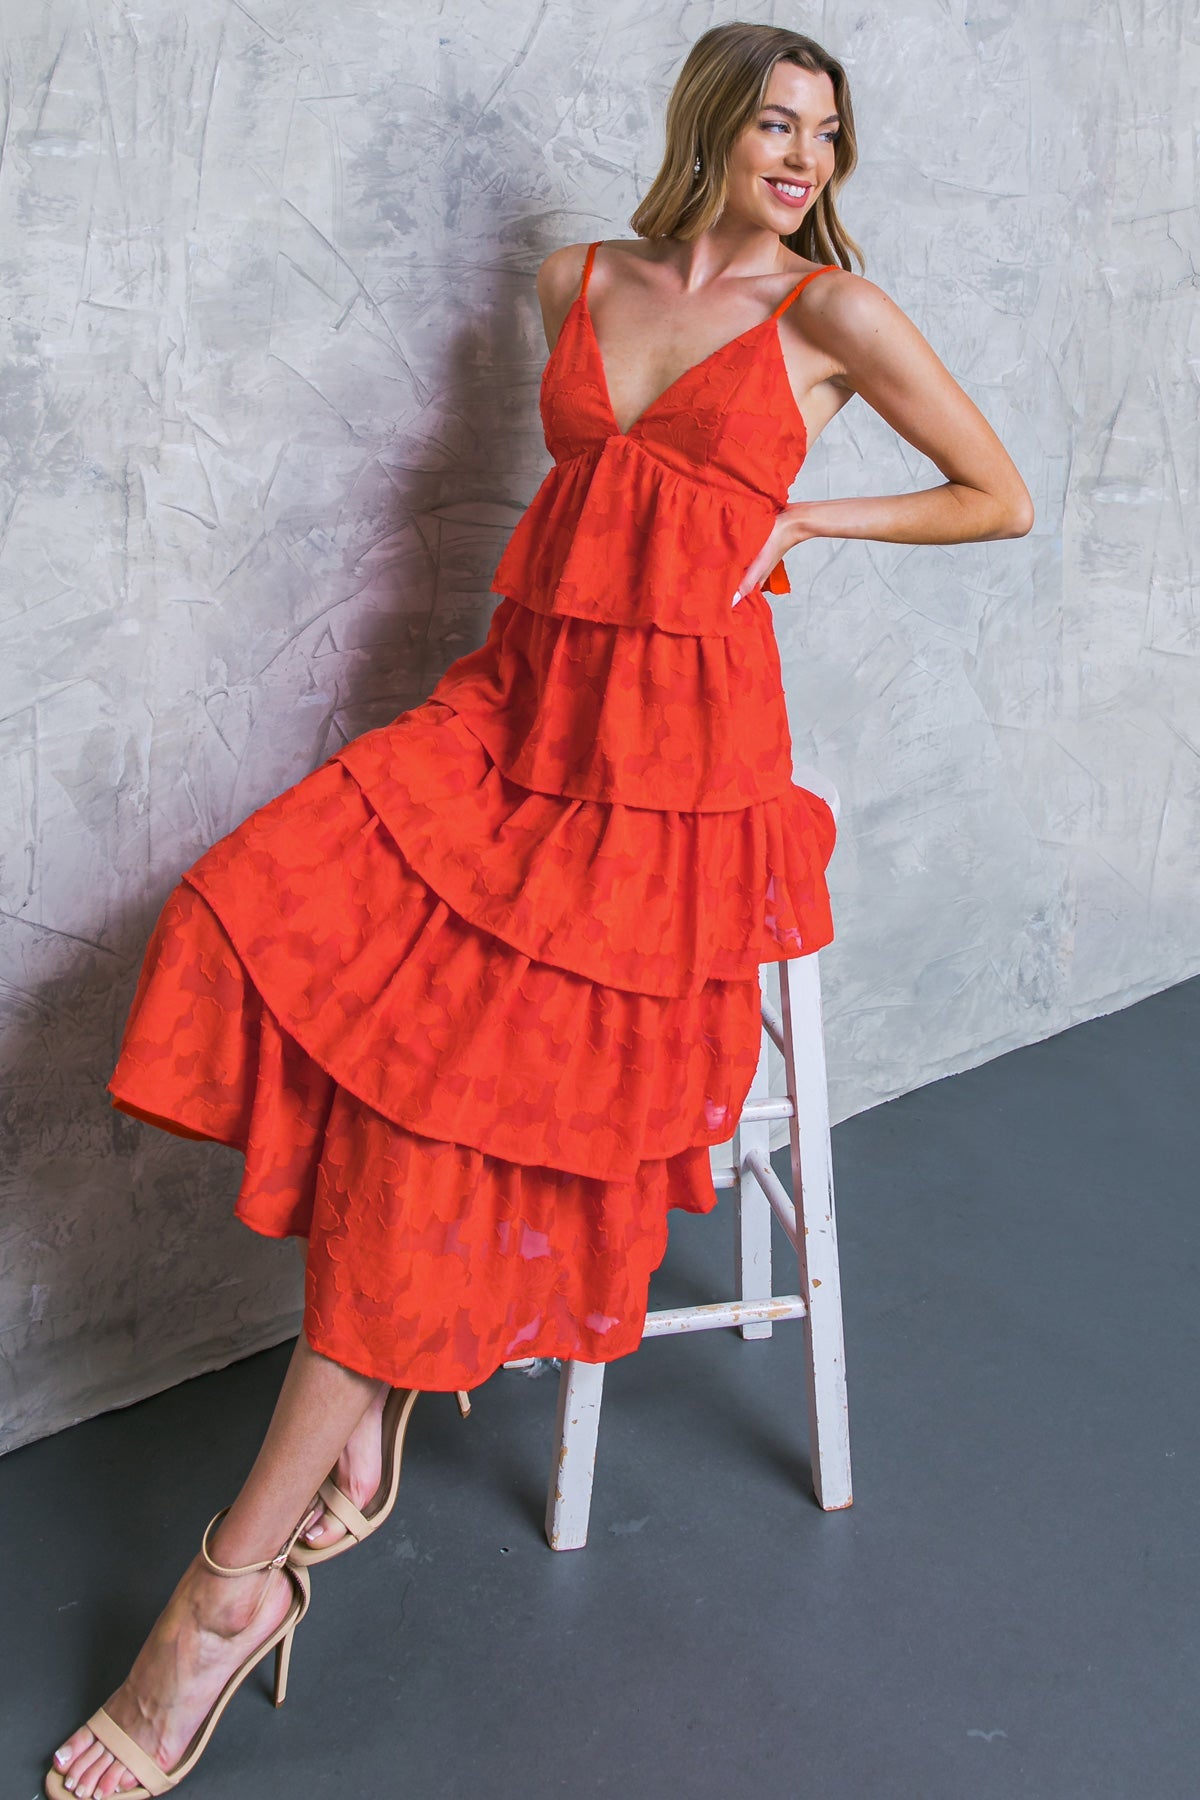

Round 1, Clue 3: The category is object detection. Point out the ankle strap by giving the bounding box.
[200,1505,314,1577]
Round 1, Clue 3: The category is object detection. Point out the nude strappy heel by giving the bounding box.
[44,1511,313,1799]
[287,1385,471,1569]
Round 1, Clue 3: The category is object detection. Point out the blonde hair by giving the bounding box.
[630,22,864,272]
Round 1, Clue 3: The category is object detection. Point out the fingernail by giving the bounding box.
[732,590,742,606]
[55,1749,71,1766]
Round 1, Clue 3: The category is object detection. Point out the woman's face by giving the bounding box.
[723,62,841,236]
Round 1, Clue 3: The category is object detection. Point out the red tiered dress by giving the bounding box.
[109,242,839,1391]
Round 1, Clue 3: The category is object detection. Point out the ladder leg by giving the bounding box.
[545,1358,606,1550]
[735,1005,775,1340]
[781,954,853,1510]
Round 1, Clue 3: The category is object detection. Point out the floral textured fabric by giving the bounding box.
[108,241,840,1390]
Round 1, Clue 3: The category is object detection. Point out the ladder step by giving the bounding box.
[642,1295,806,1338]
[739,1096,794,1122]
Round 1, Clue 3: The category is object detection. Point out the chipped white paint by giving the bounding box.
[640,1295,808,1336]
[545,1359,605,1552]
[1,2,1196,1451]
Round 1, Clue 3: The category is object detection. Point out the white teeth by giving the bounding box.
[770,180,810,198]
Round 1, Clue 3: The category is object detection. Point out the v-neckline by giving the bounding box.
[577,288,807,443]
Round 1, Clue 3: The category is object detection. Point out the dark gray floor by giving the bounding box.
[3,977,1198,1799]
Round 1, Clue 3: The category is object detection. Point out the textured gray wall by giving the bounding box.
[2,3,1196,1451]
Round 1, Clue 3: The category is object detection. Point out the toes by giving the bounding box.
[74,1748,114,1797]
[302,1506,328,1542]
[302,1505,347,1546]
[92,1760,121,1799]
[61,1740,106,1793]
[52,1726,95,1774]
[94,1759,134,1798]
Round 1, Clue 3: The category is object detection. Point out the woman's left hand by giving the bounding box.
[731,505,819,605]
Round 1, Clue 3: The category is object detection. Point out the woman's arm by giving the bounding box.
[736,273,1034,599]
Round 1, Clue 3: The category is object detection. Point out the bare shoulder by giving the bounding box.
[535,236,654,302]
[786,267,905,340]
[534,241,609,351]
[535,242,593,315]
[786,268,934,391]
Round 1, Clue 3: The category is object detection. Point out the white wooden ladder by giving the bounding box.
[542,949,853,1549]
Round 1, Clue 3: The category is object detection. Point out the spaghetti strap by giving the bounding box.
[768,262,838,322]
[579,240,601,300]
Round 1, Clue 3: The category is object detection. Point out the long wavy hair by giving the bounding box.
[630,22,864,272]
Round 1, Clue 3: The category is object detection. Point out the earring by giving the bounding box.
[693,155,701,175]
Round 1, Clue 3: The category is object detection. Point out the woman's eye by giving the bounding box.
[762,119,840,143]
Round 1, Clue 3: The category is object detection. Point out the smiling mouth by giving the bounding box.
[764,178,813,205]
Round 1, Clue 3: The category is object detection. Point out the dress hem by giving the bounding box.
[109,1085,242,1151]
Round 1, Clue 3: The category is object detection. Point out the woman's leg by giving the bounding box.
[50,1335,380,1798]
[295,1377,390,1553]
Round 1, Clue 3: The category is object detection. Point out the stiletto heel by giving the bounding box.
[45,1510,313,1798]
[273,1625,297,1708]
[288,1385,471,1568]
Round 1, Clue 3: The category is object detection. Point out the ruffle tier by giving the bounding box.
[337,698,835,996]
[431,591,797,810]
[168,753,761,1180]
[490,434,783,638]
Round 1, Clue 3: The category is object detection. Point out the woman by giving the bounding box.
[47,21,1031,1798]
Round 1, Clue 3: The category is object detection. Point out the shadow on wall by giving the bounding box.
[5,278,543,1453]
